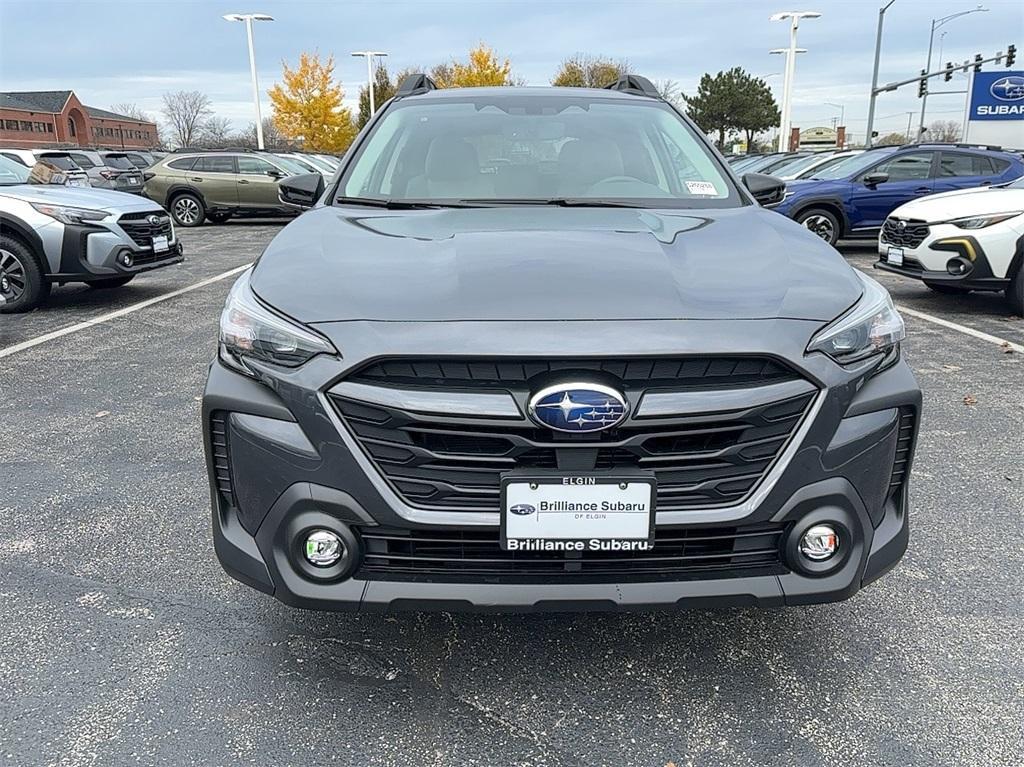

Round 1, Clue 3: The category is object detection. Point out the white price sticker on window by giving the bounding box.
[685,180,718,196]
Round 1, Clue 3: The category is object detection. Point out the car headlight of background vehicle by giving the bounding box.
[219,270,337,373]
[808,272,905,363]
[949,211,1022,230]
[30,202,108,225]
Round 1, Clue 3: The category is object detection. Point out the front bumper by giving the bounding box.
[48,218,183,281]
[202,319,922,613]
[876,227,1017,291]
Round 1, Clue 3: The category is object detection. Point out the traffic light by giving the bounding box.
[871,131,879,139]
[1008,44,1017,68]
[944,63,954,82]
[918,70,927,98]
[973,54,984,73]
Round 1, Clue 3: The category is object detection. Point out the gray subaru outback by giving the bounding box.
[203,75,921,613]
[0,154,182,312]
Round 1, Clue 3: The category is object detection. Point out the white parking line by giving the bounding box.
[0,263,251,360]
[896,304,1024,353]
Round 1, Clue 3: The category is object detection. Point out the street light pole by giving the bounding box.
[223,13,274,150]
[866,0,897,148]
[351,51,389,117]
[825,101,845,126]
[770,46,807,151]
[770,11,822,152]
[918,6,988,136]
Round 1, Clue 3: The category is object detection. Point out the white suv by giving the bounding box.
[876,176,1024,315]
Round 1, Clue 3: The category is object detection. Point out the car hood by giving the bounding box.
[890,185,1024,220]
[0,183,162,213]
[251,205,863,324]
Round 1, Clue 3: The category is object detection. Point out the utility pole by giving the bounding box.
[351,51,389,117]
[866,0,897,147]
[770,11,821,152]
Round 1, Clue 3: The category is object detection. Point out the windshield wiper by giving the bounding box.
[334,196,481,209]
[458,197,646,208]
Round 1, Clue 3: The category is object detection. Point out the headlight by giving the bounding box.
[219,270,337,373]
[808,272,905,363]
[30,202,108,225]
[949,211,1022,229]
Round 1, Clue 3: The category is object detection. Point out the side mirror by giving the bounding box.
[862,172,889,187]
[266,168,286,179]
[742,172,786,206]
[278,172,324,209]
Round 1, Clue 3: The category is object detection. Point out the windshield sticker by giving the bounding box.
[685,180,718,196]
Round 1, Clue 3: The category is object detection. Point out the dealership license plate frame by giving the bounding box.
[499,472,656,551]
[887,246,904,266]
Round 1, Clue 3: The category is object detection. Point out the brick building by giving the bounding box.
[0,90,159,150]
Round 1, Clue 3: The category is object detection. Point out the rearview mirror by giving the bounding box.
[742,173,786,206]
[278,172,324,209]
[862,172,889,187]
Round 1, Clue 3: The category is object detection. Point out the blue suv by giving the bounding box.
[771,144,1024,245]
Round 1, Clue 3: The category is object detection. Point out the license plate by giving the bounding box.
[887,247,904,266]
[152,235,169,252]
[128,177,139,184]
[500,474,655,551]
[68,179,87,188]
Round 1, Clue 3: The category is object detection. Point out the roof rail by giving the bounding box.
[396,74,438,98]
[898,141,1004,152]
[603,74,661,99]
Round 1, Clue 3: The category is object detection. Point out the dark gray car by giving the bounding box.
[203,75,921,613]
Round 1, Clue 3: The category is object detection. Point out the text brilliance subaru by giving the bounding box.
[203,75,921,612]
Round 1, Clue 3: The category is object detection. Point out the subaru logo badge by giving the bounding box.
[990,76,1024,102]
[528,383,629,433]
[897,220,907,231]
[147,215,161,226]
[509,503,536,516]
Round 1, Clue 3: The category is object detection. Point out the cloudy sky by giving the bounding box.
[1,0,1021,143]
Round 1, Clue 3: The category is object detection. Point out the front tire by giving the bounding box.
[1006,269,1024,317]
[796,208,841,246]
[924,281,971,296]
[88,275,136,290]
[0,235,50,313]
[170,193,205,227]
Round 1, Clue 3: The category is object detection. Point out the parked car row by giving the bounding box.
[0,147,162,191]
[143,149,340,227]
[0,153,182,313]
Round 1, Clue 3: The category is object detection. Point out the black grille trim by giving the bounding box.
[881,218,930,248]
[349,356,800,391]
[118,213,173,248]
[209,412,234,506]
[330,388,816,513]
[888,407,916,499]
[356,524,788,583]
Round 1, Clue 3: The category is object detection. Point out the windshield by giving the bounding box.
[280,155,319,173]
[0,154,30,185]
[1007,175,1024,189]
[808,150,893,180]
[299,154,335,173]
[271,155,307,174]
[775,153,831,177]
[339,94,740,207]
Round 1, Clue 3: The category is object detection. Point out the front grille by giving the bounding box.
[118,211,172,247]
[356,524,788,583]
[881,218,929,248]
[887,407,916,500]
[330,378,815,513]
[209,412,234,505]
[349,356,799,390]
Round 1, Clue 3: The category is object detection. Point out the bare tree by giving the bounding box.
[160,91,213,148]
[926,120,961,143]
[238,118,285,149]
[198,116,234,147]
[110,102,151,121]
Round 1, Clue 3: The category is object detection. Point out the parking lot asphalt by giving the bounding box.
[1,224,1022,767]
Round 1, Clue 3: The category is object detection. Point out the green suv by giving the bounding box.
[144,150,301,227]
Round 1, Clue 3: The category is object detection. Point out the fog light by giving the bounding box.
[946,257,971,276]
[119,252,134,267]
[304,529,344,567]
[799,524,839,561]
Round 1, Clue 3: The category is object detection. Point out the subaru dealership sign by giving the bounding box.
[964,71,1024,145]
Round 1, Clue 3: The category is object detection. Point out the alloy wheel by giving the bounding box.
[174,197,200,225]
[0,248,26,302]
[802,215,835,243]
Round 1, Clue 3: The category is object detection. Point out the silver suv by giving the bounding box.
[0,154,183,313]
[65,149,145,194]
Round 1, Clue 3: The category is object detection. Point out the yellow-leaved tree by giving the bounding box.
[268,52,356,152]
[432,43,513,88]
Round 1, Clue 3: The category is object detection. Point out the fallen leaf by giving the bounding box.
[941,364,962,372]
[94,411,110,418]
[962,395,977,406]
[1000,342,1014,354]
